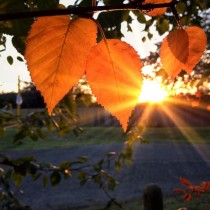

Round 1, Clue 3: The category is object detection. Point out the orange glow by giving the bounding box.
[138,78,169,103]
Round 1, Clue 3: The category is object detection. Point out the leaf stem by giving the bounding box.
[170,3,183,28]
[0,1,178,21]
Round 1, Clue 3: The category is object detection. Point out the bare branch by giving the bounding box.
[0,1,177,21]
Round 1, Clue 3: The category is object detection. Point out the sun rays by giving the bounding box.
[138,78,169,103]
[130,68,210,147]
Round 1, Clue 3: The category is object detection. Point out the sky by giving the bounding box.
[0,37,31,93]
[0,0,163,93]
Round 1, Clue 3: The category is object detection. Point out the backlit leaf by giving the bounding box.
[184,26,207,74]
[25,16,97,114]
[86,39,142,132]
[143,0,172,16]
[160,28,189,78]
[160,26,207,78]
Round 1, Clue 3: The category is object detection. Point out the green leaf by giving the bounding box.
[142,36,146,42]
[12,172,23,186]
[97,10,130,39]
[7,56,13,65]
[14,127,28,142]
[0,192,4,201]
[103,0,123,6]
[114,161,122,171]
[36,128,47,140]
[33,172,41,181]
[59,161,71,170]
[26,162,38,175]
[157,17,169,36]
[50,172,61,186]
[176,2,186,14]
[0,168,4,176]
[132,11,147,24]
[77,172,88,186]
[42,175,48,187]
[92,174,101,184]
[12,36,27,55]
[78,156,88,163]
[31,0,59,9]
[148,32,153,39]
[17,56,24,62]
[195,0,206,10]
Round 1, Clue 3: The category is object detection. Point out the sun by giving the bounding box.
[138,79,169,103]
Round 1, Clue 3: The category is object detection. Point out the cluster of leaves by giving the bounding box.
[0,109,15,135]
[0,140,139,209]
[23,0,207,132]
[0,0,209,132]
[175,177,210,202]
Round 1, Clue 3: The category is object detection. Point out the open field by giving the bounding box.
[1,127,210,210]
[66,194,210,210]
[1,126,210,151]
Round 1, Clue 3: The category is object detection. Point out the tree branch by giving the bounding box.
[0,1,177,21]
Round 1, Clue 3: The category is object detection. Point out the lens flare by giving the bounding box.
[138,79,168,103]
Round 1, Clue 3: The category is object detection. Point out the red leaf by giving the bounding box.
[183,192,192,201]
[180,177,191,186]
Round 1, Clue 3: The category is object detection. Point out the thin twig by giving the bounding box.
[0,1,177,21]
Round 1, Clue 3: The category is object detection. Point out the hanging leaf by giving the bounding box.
[160,28,189,78]
[143,0,172,16]
[86,39,142,132]
[160,26,207,78]
[183,26,207,74]
[25,16,97,114]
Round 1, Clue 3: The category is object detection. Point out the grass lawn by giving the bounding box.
[65,194,210,210]
[0,126,210,210]
[0,126,210,151]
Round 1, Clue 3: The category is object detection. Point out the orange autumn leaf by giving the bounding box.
[160,26,207,78]
[25,16,97,114]
[183,26,207,74]
[143,0,172,16]
[160,29,189,78]
[86,39,142,132]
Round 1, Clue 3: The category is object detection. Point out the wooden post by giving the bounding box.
[143,183,163,210]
